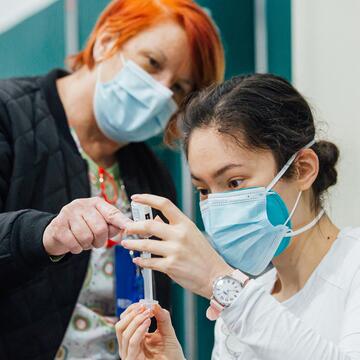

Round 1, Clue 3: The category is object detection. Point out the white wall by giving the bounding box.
[0,0,57,33]
[292,0,360,227]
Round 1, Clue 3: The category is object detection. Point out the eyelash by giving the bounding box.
[148,56,161,70]
[198,189,209,196]
[228,179,243,189]
[172,83,184,94]
[148,56,185,94]
[196,179,243,197]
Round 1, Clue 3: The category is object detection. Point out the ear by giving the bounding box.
[93,32,116,63]
[294,149,319,191]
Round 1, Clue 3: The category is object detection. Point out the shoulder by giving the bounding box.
[0,75,42,105]
[331,227,360,265]
[0,75,44,134]
[318,227,360,290]
[0,70,63,141]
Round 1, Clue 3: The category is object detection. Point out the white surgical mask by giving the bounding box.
[93,54,178,143]
[200,139,325,276]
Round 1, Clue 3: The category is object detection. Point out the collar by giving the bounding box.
[39,68,79,153]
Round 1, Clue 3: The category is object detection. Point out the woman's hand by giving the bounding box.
[115,303,184,360]
[121,194,233,299]
[43,197,131,256]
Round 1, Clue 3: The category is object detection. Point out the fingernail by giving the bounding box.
[143,309,151,316]
[137,305,145,313]
[131,194,140,199]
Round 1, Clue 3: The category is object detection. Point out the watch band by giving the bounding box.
[206,269,249,321]
[232,269,250,287]
[206,298,224,321]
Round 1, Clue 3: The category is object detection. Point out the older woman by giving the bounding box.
[0,0,224,359]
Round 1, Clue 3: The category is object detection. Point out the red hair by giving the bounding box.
[71,0,225,142]
[71,0,224,88]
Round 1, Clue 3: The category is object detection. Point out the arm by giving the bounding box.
[0,209,57,289]
[0,101,130,291]
[221,274,360,360]
[0,100,57,289]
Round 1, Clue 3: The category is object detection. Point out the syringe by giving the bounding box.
[131,201,158,309]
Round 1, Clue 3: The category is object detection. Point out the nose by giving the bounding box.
[152,71,174,89]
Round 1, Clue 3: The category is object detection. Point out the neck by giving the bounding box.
[56,66,124,168]
[272,213,339,301]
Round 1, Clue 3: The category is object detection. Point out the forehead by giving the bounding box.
[123,20,192,78]
[187,127,274,177]
[188,128,247,169]
[125,20,190,59]
[132,20,187,42]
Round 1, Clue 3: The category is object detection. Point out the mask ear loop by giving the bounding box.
[119,53,126,66]
[287,209,325,237]
[97,53,127,84]
[266,153,297,192]
[96,59,106,85]
[284,191,302,226]
[266,139,316,192]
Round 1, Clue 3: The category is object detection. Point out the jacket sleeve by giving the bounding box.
[0,99,57,291]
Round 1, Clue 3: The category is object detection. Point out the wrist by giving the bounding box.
[43,226,68,257]
[206,269,249,320]
[204,262,234,299]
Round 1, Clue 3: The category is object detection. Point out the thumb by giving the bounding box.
[153,304,175,336]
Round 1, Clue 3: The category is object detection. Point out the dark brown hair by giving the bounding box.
[176,74,339,208]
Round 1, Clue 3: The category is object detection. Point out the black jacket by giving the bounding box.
[0,70,176,360]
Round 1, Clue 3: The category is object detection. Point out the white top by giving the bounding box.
[212,227,360,360]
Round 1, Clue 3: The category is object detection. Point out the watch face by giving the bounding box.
[213,276,242,306]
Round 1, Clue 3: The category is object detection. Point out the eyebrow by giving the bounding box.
[191,163,244,182]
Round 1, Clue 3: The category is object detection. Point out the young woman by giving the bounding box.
[0,1,224,359]
[116,74,360,359]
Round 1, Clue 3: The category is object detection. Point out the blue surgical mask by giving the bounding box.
[200,140,325,276]
[93,54,178,143]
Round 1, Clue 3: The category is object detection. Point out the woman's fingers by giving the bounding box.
[124,239,180,275]
[55,227,82,254]
[119,303,141,320]
[82,209,109,248]
[124,219,172,240]
[43,197,131,256]
[131,194,187,224]
[126,317,151,360]
[132,256,168,273]
[121,309,152,358]
[152,304,176,336]
[116,305,145,357]
[122,239,170,257]
[117,305,145,334]
[68,216,95,250]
